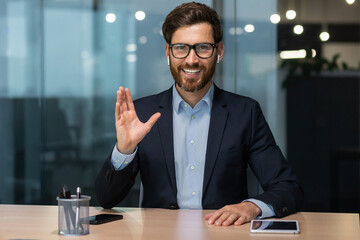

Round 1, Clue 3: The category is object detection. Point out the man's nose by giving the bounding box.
[185,48,200,64]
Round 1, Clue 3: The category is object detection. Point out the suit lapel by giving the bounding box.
[156,88,177,195]
[203,86,228,195]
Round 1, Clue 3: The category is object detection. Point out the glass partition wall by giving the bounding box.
[0,0,44,204]
[0,0,282,206]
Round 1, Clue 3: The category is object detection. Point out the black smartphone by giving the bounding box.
[89,214,123,225]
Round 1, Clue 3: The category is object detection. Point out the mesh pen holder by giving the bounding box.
[57,195,91,236]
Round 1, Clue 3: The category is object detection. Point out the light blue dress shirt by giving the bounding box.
[111,84,275,218]
[172,84,212,209]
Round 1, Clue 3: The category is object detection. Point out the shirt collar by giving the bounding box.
[172,83,214,113]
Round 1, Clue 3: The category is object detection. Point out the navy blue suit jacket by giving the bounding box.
[95,85,303,217]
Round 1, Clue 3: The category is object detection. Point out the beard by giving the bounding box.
[169,58,216,92]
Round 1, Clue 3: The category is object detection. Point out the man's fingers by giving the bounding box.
[145,112,161,130]
[115,87,123,122]
[115,102,121,121]
[116,87,121,105]
[214,212,232,226]
[125,88,135,111]
[206,210,222,224]
[118,87,135,112]
[222,214,240,226]
[234,215,247,226]
[207,211,247,226]
[119,87,127,114]
[205,203,260,226]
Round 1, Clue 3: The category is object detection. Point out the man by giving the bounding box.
[95,2,303,226]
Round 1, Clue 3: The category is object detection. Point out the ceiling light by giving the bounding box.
[126,44,137,52]
[279,49,307,59]
[270,14,281,24]
[311,49,317,58]
[135,11,146,21]
[346,0,355,5]
[105,13,116,23]
[229,27,243,35]
[293,25,304,35]
[286,10,297,20]
[127,54,137,62]
[319,32,330,41]
[244,24,255,33]
[139,36,148,44]
[279,49,316,59]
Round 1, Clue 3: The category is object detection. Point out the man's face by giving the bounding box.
[166,23,223,92]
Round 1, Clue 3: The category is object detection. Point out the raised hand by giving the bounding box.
[115,87,161,154]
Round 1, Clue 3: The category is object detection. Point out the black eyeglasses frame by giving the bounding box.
[168,42,218,59]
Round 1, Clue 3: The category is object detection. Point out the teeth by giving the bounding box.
[183,69,200,74]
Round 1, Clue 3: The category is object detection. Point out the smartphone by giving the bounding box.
[89,214,123,225]
[250,220,300,234]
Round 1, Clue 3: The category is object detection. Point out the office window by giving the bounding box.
[5,0,357,211]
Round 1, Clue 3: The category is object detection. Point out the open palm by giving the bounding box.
[115,87,161,154]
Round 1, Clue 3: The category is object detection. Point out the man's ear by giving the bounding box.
[165,43,170,65]
[165,43,170,58]
[217,41,225,62]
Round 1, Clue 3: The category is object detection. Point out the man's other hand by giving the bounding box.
[205,202,261,226]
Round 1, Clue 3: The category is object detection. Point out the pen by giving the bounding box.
[60,185,71,231]
[75,187,81,234]
[62,185,71,199]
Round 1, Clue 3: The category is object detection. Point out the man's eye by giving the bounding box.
[197,45,211,51]
[174,45,187,51]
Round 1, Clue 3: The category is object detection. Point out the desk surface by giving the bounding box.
[0,205,359,240]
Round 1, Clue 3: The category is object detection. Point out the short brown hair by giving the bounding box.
[162,2,223,44]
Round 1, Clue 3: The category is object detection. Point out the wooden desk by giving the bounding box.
[0,205,359,240]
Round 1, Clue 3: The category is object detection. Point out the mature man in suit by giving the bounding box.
[95,2,303,226]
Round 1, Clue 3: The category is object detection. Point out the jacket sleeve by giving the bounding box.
[95,152,139,209]
[247,102,304,217]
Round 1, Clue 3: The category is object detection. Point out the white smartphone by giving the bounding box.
[250,220,300,234]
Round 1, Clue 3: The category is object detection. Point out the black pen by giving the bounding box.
[62,185,71,199]
[60,185,72,231]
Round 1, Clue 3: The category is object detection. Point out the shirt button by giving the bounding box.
[191,192,196,196]
[190,140,194,144]
[124,161,129,164]
[191,115,195,119]
[190,165,195,170]
[184,104,188,108]
[117,159,121,163]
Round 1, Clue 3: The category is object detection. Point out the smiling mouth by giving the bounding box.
[182,69,201,75]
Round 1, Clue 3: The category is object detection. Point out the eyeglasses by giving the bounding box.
[169,43,217,59]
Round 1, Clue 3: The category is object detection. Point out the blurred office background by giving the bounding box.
[0,0,359,213]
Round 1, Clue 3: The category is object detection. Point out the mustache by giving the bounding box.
[179,63,200,68]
